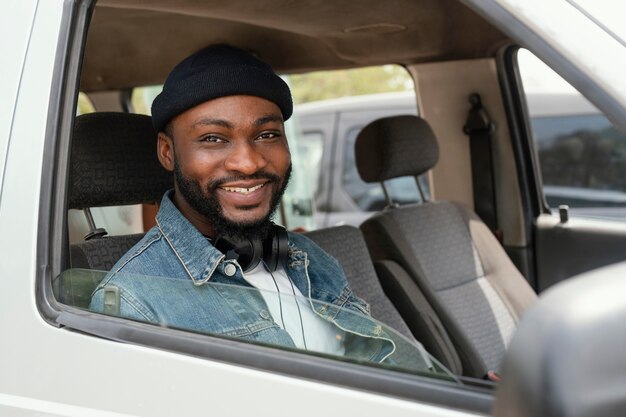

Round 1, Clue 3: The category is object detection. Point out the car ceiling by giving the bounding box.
[81,0,509,92]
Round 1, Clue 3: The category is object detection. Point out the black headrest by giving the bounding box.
[69,112,173,209]
[355,115,439,183]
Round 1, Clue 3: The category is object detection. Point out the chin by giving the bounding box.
[224,210,270,226]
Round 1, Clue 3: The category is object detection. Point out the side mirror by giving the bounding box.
[493,262,626,417]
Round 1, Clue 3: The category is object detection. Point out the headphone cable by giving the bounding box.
[265,260,287,331]
[286,270,308,350]
[263,260,308,350]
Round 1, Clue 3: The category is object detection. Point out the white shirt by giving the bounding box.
[242,264,345,356]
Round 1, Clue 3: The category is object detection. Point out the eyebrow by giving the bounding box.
[255,114,284,127]
[191,114,283,130]
[192,118,234,129]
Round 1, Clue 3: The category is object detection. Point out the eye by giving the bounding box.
[201,135,226,143]
[257,131,281,141]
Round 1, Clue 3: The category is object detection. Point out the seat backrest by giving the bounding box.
[355,115,537,377]
[305,225,416,341]
[305,225,461,375]
[68,112,172,270]
[70,233,144,271]
[69,112,171,210]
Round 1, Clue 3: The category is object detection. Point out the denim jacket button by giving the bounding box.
[224,263,237,277]
[260,310,271,320]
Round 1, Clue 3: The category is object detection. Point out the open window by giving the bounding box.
[518,49,626,221]
[292,69,424,228]
[35,0,542,413]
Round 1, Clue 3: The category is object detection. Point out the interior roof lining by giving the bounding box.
[80,0,509,91]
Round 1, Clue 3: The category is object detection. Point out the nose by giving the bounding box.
[224,141,268,175]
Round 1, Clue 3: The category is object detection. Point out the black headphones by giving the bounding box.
[213,224,289,272]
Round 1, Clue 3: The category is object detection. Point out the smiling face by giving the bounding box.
[157,95,292,239]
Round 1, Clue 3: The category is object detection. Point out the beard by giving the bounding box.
[173,155,292,241]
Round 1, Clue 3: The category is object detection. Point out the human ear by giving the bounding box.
[157,132,174,172]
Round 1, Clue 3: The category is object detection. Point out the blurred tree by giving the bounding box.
[539,126,626,192]
[132,85,162,116]
[288,65,413,104]
[76,92,95,115]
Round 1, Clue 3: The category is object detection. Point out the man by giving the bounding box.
[90,45,430,368]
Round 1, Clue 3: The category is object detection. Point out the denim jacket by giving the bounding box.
[90,191,399,364]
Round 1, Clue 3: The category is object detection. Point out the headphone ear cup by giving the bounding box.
[215,224,288,273]
[215,235,262,272]
[263,224,289,272]
[246,238,263,272]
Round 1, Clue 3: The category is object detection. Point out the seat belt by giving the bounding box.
[463,93,501,239]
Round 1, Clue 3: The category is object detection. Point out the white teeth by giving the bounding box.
[222,183,265,195]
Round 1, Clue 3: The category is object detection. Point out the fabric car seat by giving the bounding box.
[305,225,462,373]
[68,112,172,271]
[355,115,537,378]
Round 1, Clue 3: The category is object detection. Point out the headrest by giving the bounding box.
[355,115,439,183]
[69,112,173,209]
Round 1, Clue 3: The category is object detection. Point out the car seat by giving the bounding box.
[305,225,462,373]
[355,115,537,378]
[67,112,171,274]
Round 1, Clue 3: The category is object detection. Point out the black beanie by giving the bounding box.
[151,45,293,132]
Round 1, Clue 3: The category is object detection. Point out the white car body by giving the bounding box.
[0,0,624,416]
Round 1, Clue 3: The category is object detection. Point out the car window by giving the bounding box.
[68,204,144,243]
[298,131,325,197]
[65,85,458,386]
[518,49,626,221]
[76,92,95,116]
[289,64,419,228]
[53,268,455,381]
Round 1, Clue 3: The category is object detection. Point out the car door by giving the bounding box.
[477,0,626,291]
[0,0,37,194]
[511,48,626,291]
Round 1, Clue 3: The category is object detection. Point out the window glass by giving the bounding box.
[131,85,162,115]
[288,65,414,103]
[54,268,455,381]
[518,49,626,220]
[76,92,95,116]
[68,205,144,243]
[288,66,419,227]
[279,103,317,231]
[298,131,324,196]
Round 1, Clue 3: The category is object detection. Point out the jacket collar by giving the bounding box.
[155,190,225,285]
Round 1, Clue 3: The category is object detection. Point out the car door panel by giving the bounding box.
[534,214,626,291]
